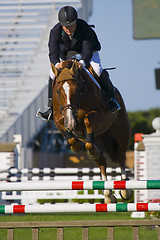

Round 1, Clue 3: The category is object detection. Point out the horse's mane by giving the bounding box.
[56,60,100,91]
[55,60,104,107]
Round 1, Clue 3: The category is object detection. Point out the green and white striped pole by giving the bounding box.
[0,180,160,191]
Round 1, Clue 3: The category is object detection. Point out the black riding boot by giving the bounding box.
[37,77,53,121]
[98,70,121,112]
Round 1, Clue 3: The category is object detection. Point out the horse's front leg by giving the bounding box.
[63,130,84,153]
[84,112,100,159]
[55,119,85,153]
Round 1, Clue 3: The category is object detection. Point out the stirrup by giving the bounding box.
[109,98,121,113]
[36,106,52,122]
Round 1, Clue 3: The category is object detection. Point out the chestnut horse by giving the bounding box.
[51,60,133,203]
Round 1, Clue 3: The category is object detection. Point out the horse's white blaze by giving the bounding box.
[63,82,70,104]
[63,82,75,130]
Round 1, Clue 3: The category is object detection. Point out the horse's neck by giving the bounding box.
[81,68,101,92]
[80,68,104,107]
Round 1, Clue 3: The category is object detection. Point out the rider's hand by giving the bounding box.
[56,62,64,69]
[77,62,83,69]
[56,60,72,69]
[79,60,86,68]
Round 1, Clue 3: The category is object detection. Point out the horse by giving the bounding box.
[51,59,133,203]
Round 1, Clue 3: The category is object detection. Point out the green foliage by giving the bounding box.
[146,211,160,219]
[37,190,134,204]
[38,199,68,204]
[128,108,160,150]
[145,199,160,219]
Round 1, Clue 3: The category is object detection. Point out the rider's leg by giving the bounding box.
[90,52,120,113]
[37,75,53,121]
[99,69,121,112]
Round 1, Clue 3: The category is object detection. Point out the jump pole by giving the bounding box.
[0,203,160,214]
[0,180,160,191]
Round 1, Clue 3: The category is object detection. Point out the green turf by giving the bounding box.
[0,213,158,240]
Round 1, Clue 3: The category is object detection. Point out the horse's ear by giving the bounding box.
[70,60,79,76]
[51,63,59,78]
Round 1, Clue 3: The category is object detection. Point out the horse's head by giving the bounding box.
[51,60,84,132]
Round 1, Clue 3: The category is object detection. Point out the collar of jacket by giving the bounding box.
[61,24,81,48]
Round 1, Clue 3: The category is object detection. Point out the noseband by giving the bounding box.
[61,103,79,116]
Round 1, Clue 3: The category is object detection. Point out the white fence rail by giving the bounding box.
[0,167,134,204]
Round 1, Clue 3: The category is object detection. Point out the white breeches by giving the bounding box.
[50,67,55,80]
[90,51,103,77]
[49,51,103,79]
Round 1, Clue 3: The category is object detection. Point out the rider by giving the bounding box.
[38,6,120,121]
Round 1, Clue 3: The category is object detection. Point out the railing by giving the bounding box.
[0,167,134,204]
[0,167,134,181]
[0,0,89,145]
[0,219,160,240]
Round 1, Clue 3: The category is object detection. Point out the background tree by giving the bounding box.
[128,108,160,150]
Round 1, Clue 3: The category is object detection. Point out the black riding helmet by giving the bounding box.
[58,6,78,27]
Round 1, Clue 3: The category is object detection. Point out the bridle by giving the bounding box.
[61,102,79,116]
[57,74,85,118]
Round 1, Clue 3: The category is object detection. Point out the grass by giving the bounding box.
[0,212,158,240]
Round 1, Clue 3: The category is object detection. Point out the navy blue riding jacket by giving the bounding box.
[48,19,101,66]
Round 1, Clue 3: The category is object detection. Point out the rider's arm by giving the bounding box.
[48,24,61,66]
[76,20,101,66]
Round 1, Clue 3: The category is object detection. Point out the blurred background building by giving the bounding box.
[0,0,93,168]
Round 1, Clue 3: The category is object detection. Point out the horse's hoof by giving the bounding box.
[104,193,117,203]
[86,148,100,160]
[70,140,85,153]
[120,189,133,201]
[85,142,93,151]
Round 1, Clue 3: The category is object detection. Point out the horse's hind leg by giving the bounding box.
[118,153,133,201]
[84,113,117,203]
[120,167,133,201]
[95,153,117,203]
